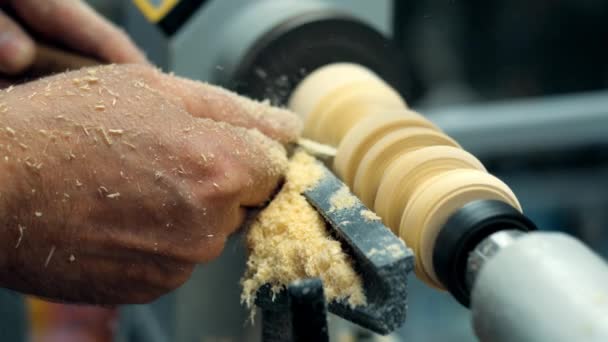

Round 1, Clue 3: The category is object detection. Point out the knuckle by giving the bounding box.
[189,156,245,200]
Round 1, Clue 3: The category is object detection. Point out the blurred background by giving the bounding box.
[22,0,608,341]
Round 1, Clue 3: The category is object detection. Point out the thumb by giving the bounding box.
[0,10,35,74]
[11,0,147,64]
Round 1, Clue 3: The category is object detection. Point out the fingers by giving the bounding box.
[189,119,288,207]
[159,74,303,145]
[11,0,147,64]
[172,119,288,245]
[236,128,289,206]
[0,9,35,74]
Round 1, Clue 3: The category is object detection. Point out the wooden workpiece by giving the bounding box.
[288,63,523,291]
[289,63,380,118]
[400,169,520,287]
[289,63,406,145]
[312,81,405,146]
[334,111,438,185]
[374,146,486,234]
[352,127,460,208]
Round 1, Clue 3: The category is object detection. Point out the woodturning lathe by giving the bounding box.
[289,63,521,289]
[288,63,608,342]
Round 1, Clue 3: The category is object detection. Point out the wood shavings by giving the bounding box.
[24,160,43,173]
[106,192,121,199]
[44,245,56,267]
[108,129,124,135]
[98,128,113,145]
[98,186,109,196]
[5,126,15,137]
[360,209,381,222]
[122,141,136,150]
[85,76,99,84]
[101,84,118,96]
[297,138,336,159]
[15,225,25,248]
[329,185,357,212]
[241,151,366,312]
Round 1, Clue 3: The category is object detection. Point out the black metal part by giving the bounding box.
[303,162,414,334]
[228,11,409,105]
[256,279,329,342]
[291,279,329,342]
[433,200,537,307]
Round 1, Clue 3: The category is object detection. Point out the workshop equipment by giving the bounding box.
[290,63,527,289]
[288,62,608,341]
[257,159,414,341]
[255,160,414,339]
[126,0,406,104]
[256,280,330,342]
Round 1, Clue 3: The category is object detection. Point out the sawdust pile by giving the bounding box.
[241,151,366,310]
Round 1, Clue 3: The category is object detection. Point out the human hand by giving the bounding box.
[0,0,146,75]
[0,64,301,304]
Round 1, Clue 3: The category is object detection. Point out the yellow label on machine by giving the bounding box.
[133,0,180,23]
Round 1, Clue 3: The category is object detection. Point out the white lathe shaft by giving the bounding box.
[471,232,608,342]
